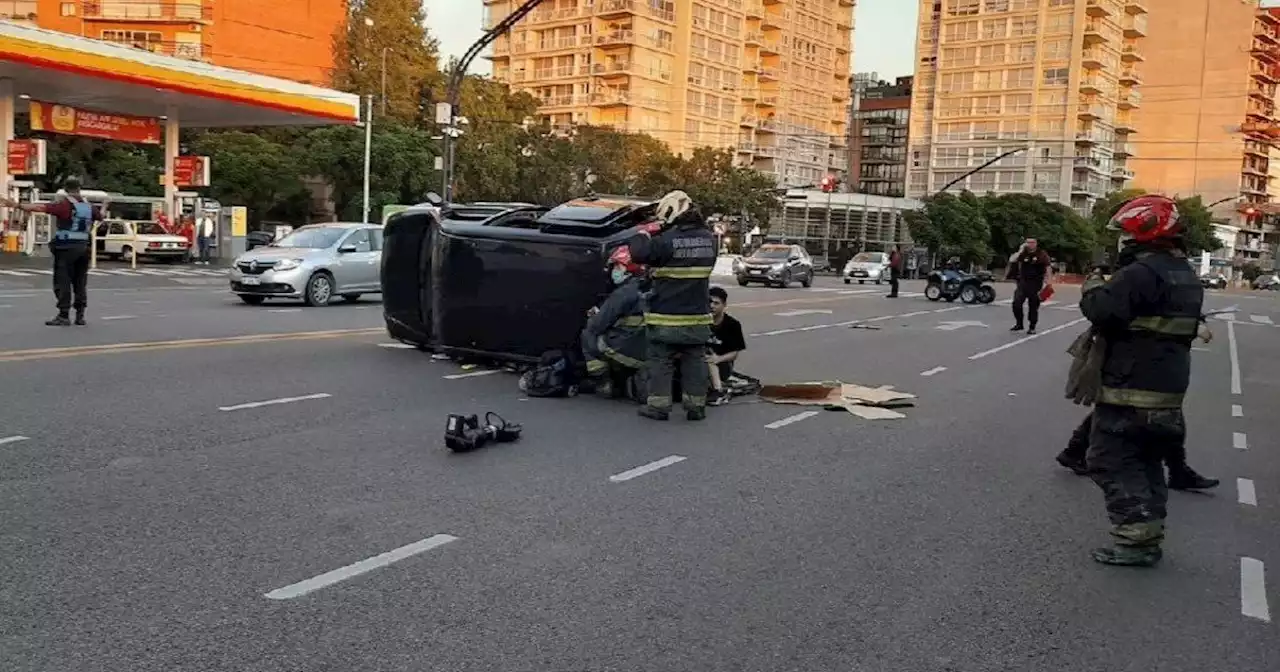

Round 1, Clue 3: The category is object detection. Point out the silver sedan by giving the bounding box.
[228,223,383,306]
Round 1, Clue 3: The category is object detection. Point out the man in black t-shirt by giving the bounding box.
[707,286,746,406]
[1008,237,1053,334]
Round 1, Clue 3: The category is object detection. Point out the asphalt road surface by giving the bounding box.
[2,272,1278,672]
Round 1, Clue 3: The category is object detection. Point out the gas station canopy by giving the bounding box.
[0,22,360,127]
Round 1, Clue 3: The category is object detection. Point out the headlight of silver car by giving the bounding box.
[274,259,303,271]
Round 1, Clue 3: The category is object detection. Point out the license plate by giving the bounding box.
[241,277,261,286]
[853,271,867,277]
[750,269,763,275]
[165,243,175,248]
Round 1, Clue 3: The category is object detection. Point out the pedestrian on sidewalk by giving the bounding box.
[2,179,107,326]
[196,212,216,265]
[886,245,903,298]
[1008,238,1053,334]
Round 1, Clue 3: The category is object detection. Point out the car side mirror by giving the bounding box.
[338,245,358,253]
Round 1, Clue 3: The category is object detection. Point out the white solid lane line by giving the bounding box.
[378,343,417,349]
[609,455,687,483]
[920,366,947,377]
[765,411,821,429]
[1228,321,1242,395]
[100,315,137,321]
[1238,478,1258,507]
[268,308,303,313]
[443,369,501,380]
[1232,404,1244,418]
[1234,432,1248,450]
[219,393,332,412]
[1241,558,1272,623]
[969,318,1088,361]
[0,435,30,446]
[1250,314,1274,325]
[264,534,458,600]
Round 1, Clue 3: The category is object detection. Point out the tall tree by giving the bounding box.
[332,0,444,122]
[300,121,441,221]
[904,192,990,265]
[186,131,310,225]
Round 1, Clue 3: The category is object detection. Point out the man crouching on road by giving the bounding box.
[628,190,718,422]
[582,246,648,401]
[4,178,107,326]
[707,286,745,406]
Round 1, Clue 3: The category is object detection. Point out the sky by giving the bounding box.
[423,0,919,81]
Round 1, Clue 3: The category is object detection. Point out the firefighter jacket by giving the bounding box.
[1079,247,1204,409]
[628,214,717,345]
[582,277,647,370]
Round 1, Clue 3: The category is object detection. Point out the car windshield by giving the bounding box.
[750,248,791,260]
[852,253,885,263]
[134,222,168,236]
[273,227,346,249]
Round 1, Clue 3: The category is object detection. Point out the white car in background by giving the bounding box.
[94,220,191,263]
[843,251,892,285]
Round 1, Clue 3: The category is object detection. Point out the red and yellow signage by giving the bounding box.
[28,100,161,144]
[174,155,211,187]
[7,139,47,175]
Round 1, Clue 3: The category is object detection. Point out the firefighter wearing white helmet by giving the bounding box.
[627,189,717,421]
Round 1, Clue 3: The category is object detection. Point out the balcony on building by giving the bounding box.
[1078,101,1105,120]
[1075,128,1104,145]
[82,1,211,23]
[1241,120,1280,138]
[530,6,585,25]
[1118,90,1142,109]
[1083,20,1110,45]
[760,38,780,56]
[1080,74,1104,94]
[740,115,758,128]
[597,0,637,19]
[1111,166,1135,181]
[1115,113,1137,134]
[1119,66,1142,85]
[1114,141,1135,157]
[759,67,780,82]
[1081,48,1105,70]
[1257,22,1280,46]
[1251,60,1280,83]
[1086,0,1114,18]
[591,90,631,107]
[740,86,760,99]
[1244,140,1270,157]
[761,10,782,30]
[745,1,764,18]
[758,118,781,134]
[645,1,675,23]
[593,60,633,78]
[757,95,779,109]
[1125,0,1148,14]
[1121,43,1144,62]
[1252,41,1280,63]
[1073,155,1104,173]
[737,141,757,154]
[1123,14,1148,38]
[1247,98,1276,120]
[595,30,635,48]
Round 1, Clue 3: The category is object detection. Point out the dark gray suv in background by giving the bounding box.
[736,244,814,288]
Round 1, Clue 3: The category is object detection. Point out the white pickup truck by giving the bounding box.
[94,220,191,263]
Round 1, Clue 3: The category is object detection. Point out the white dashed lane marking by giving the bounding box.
[1234,432,1248,450]
[0,435,30,446]
[219,393,332,412]
[1238,479,1257,507]
[765,411,820,429]
[1250,314,1274,325]
[443,369,501,380]
[1241,558,1271,623]
[609,456,687,483]
[264,534,459,600]
[920,366,947,377]
[1232,404,1243,418]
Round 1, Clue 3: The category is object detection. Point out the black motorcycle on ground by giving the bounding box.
[924,268,997,304]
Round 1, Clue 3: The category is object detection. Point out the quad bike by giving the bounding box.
[925,269,997,304]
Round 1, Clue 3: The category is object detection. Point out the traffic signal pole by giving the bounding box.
[438,0,547,202]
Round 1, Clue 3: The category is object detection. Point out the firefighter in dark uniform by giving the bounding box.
[582,246,648,400]
[1079,194,1205,567]
[628,190,718,421]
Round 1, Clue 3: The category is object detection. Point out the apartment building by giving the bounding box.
[850,75,912,197]
[25,0,343,85]
[907,0,1146,215]
[485,0,854,188]
[1130,0,1277,271]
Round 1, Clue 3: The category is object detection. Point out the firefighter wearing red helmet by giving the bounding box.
[1078,194,1206,567]
[581,245,649,400]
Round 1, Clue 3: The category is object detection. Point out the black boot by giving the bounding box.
[1168,466,1220,491]
[74,311,86,326]
[1092,546,1163,567]
[686,407,707,421]
[1055,451,1089,476]
[45,314,71,327]
[638,406,670,421]
[1010,324,1024,332]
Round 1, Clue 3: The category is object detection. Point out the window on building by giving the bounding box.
[1045,12,1073,34]
[981,18,1007,40]
[1047,0,1074,6]
[935,147,967,167]
[948,0,980,16]
[973,95,1002,115]
[941,72,974,92]
[1007,68,1034,89]
[984,0,1010,12]
[945,20,979,42]
[973,70,1002,90]
[1005,93,1032,114]
[997,171,1024,191]
[1004,118,1031,138]
[1043,38,1070,61]
[1010,16,1037,37]
[971,172,996,192]
[942,46,977,67]
[60,2,76,16]
[973,121,999,140]
[978,44,1006,64]
[1042,67,1070,85]
[1012,42,1036,63]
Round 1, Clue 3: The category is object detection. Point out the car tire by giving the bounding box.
[843,278,851,284]
[341,294,362,303]
[875,278,882,285]
[925,284,943,301]
[779,271,791,288]
[960,285,979,304]
[978,286,996,304]
[238,294,266,306]
[858,280,865,284]
[738,278,749,287]
[800,273,812,288]
[121,246,135,263]
[303,271,335,307]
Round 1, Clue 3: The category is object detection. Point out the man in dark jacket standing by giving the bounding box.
[1009,237,1052,334]
[629,190,718,421]
[1079,194,1204,567]
[886,245,903,298]
[4,179,106,326]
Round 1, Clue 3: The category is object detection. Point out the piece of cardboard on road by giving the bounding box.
[758,381,915,420]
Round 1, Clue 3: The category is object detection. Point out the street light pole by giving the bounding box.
[439,0,547,202]
[362,94,373,224]
[381,47,389,117]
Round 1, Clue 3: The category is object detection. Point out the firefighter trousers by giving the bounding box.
[645,342,708,411]
[1087,404,1184,547]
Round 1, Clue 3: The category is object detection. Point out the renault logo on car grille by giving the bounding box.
[250,261,260,271]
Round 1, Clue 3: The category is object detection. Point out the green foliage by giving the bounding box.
[980,192,1095,270]
[332,0,443,122]
[299,120,441,221]
[185,131,310,225]
[905,191,991,265]
[1241,263,1264,282]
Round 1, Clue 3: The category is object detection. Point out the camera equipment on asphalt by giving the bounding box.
[444,412,522,452]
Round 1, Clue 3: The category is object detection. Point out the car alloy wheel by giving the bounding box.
[305,272,333,306]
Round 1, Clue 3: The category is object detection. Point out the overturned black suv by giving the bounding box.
[381,195,659,364]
